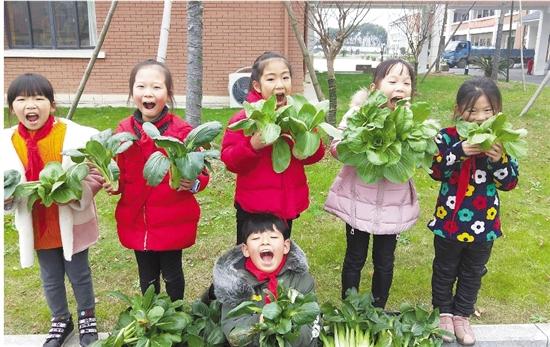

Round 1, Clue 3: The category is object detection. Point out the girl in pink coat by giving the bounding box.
[324,59,420,308]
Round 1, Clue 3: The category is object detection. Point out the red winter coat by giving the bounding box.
[221,91,325,220]
[115,112,209,251]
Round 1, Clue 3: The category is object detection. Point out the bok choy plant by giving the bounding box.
[62,129,136,191]
[94,285,192,347]
[456,112,527,158]
[13,162,89,210]
[180,300,227,347]
[4,170,21,200]
[229,94,339,173]
[142,121,222,189]
[320,289,445,347]
[226,284,320,347]
[336,90,439,184]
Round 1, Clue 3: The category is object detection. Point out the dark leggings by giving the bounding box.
[432,236,493,317]
[235,203,293,244]
[341,224,398,308]
[134,250,185,302]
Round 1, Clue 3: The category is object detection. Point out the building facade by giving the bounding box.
[4,1,308,107]
[444,6,550,75]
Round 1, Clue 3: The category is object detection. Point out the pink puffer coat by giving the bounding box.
[324,89,419,234]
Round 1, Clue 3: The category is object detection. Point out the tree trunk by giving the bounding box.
[67,1,118,120]
[435,3,448,72]
[491,7,506,81]
[157,0,172,63]
[186,1,203,127]
[283,1,325,101]
[412,60,419,95]
[326,55,338,126]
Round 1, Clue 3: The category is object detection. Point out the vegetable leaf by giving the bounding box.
[142,121,222,189]
[63,129,136,191]
[456,113,527,158]
[4,170,21,199]
[336,90,439,183]
[229,94,339,173]
[13,162,88,209]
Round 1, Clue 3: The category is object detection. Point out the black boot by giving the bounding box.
[78,309,98,347]
[43,315,74,347]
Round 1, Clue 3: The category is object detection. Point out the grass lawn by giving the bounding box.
[4,73,550,334]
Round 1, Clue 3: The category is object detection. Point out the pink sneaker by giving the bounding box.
[453,315,475,346]
[439,313,455,343]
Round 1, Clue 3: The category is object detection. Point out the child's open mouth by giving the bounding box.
[143,102,156,110]
[25,113,39,123]
[390,96,402,105]
[260,250,274,263]
[275,93,287,106]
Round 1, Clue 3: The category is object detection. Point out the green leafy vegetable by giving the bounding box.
[320,289,445,347]
[456,113,528,158]
[92,285,193,347]
[63,129,136,191]
[336,90,440,184]
[142,121,222,189]
[180,300,227,347]
[229,94,339,173]
[226,284,320,347]
[13,162,89,210]
[4,170,21,200]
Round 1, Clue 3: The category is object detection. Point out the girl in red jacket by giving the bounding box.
[104,60,209,301]
[221,52,325,244]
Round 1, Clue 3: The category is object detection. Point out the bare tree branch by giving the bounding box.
[306,1,370,125]
[421,2,477,83]
[284,1,325,101]
[391,3,441,91]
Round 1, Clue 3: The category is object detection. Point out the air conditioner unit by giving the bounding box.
[228,67,252,108]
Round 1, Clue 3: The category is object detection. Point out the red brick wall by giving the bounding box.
[4,1,307,99]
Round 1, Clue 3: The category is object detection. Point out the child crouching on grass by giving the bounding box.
[213,213,319,347]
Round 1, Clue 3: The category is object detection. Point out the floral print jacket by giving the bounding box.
[427,127,519,243]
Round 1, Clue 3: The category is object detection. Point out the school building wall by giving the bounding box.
[3,1,307,107]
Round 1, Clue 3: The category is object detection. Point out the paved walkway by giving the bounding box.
[3,333,108,347]
[448,67,548,85]
[3,324,550,346]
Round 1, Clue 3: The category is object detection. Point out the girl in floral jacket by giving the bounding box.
[428,77,519,346]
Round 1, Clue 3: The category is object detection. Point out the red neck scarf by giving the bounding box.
[245,254,288,303]
[17,115,55,235]
[246,89,263,103]
[453,155,477,220]
[17,115,55,181]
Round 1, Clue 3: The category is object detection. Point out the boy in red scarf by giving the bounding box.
[213,213,318,347]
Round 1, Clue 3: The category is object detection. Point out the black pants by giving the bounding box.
[134,250,185,302]
[235,203,293,244]
[341,224,398,308]
[432,236,493,317]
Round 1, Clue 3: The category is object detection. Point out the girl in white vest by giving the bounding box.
[3,73,102,347]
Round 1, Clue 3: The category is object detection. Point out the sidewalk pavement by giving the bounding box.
[3,324,550,346]
[448,67,548,85]
[3,333,108,347]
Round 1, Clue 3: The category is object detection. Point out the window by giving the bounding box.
[471,33,493,47]
[475,9,495,19]
[5,1,95,49]
[453,11,469,22]
[452,35,467,42]
[501,30,516,49]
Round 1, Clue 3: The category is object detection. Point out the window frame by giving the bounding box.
[4,1,96,50]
